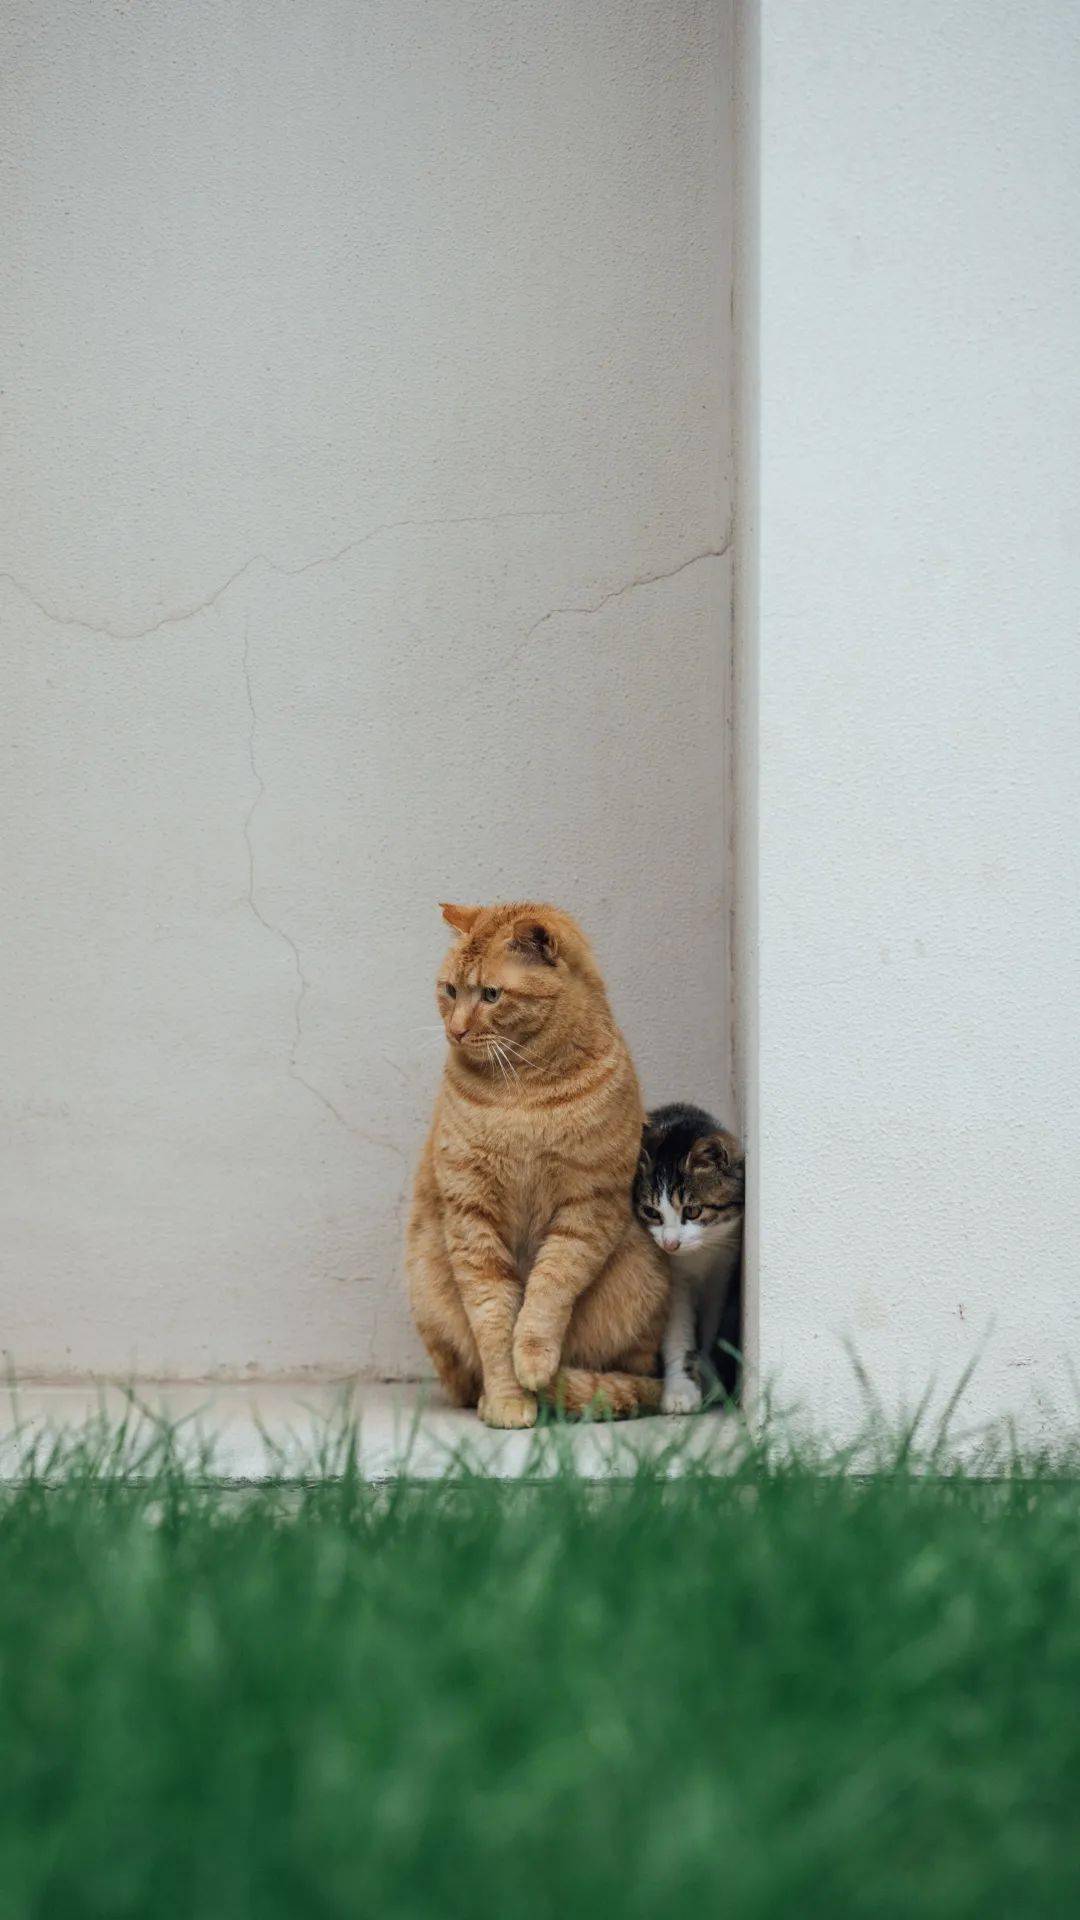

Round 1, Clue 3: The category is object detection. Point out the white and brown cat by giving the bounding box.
[633,1103,745,1413]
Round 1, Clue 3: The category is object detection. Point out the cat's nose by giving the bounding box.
[661,1233,680,1253]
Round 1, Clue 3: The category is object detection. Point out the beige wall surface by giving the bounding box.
[1,2,734,1377]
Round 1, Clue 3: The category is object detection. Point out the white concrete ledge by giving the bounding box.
[0,1381,738,1482]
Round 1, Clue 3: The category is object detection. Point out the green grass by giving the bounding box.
[2,1415,1079,1919]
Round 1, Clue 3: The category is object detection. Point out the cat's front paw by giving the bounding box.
[661,1375,703,1415]
[478,1386,538,1430]
[512,1325,561,1391]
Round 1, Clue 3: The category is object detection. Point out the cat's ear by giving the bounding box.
[440,903,481,936]
[508,915,559,966]
[687,1132,736,1175]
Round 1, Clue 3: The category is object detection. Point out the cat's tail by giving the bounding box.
[542,1368,663,1420]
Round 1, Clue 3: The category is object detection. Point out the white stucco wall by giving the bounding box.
[744,1,1080,1443]
[1,1,733,1378]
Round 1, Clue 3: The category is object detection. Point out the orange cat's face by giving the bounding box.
[435,902,586,1070]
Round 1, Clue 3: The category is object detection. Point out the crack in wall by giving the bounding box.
[241,624,404,1161]
[479,540,732,699]
[524,539,732,640]
[0,506,571,643]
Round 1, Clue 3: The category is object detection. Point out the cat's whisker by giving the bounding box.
[492,1037,531,1063]
[488,1041,513,1092]
[489,1039,520,1087]
[498,1045,521,1084]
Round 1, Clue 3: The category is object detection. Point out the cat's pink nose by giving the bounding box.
[662,1234,680,1253]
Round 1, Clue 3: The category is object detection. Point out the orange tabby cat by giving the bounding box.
[406,902,669,1427]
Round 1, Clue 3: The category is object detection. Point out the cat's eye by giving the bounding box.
[682,1204,702,1221]
[480,986,501,1004]
[640,1205,662,1223]
[442,983,457,999]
